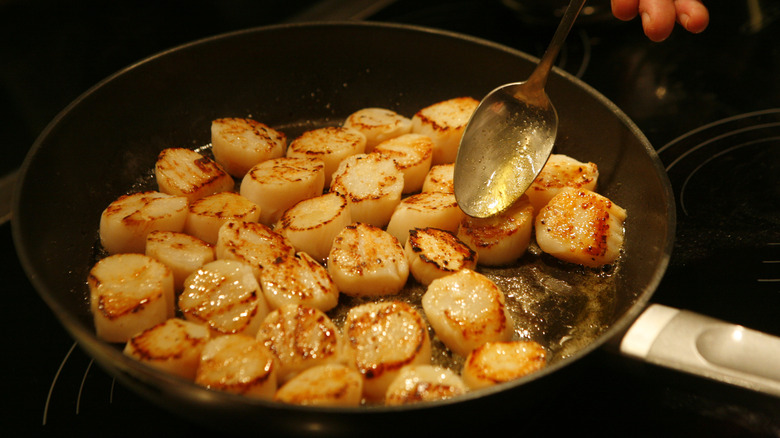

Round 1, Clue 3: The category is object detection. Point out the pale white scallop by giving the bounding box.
[256,304,344,383]
[274,363,363,407]
[461,341,547,390]
[404,227,477,286]
[385,191,464,246]
[456,194,534,267]
[215,220,296,281]
[371,133,433,193]
[411,97,479,165]
[99,191,189,254]
[210,117,286,178]
[384,365,468,406]
[342,107,413,152]
[421,163,455,194]
[154,147,234,202]
[286,126,366,188]
[240,157,325,226]
[88,253,175,343]
[274,192,352,262]
[123,318,211,381]
[195,334,277,399]
[421,269,513,357]
[327,222,409,297]
[179,259,269,337]
[534,187,627,268]
[145,230,215,291]
[260,252,339,312]
[343,301,432,401]
[329,153,404,228]
[526,154,599,214]
[183,191,260,245]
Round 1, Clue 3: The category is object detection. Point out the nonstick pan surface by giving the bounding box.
[12,22,674,436]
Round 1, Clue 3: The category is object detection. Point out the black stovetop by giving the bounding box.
[3,0,780,436]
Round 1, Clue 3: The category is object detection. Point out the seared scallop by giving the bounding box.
[421,269,513,357]
[88,253,175,343]
[371,133,433,193]
[274,363,363,407]
[330,153,404,228]
[411,97,479,165]
[240,157,325,226]
[260,252,339,312]
[327,222,409,297]
[183,191,261,245]
[421,163,455,194]
[343,301,432,401]
[215,220,296,281]
[456,194,534,266]
[286,126,366,188]
[99,191,188,254]
[195,334,277,399]
[342,107,413,152]
[385,191,464,246]
[179,259,269,337]
[210,117,286,178]
[274,192,352,262]
[404,227,477,286]
[534,187,626,268]
[145,230,215,291]
[123,318,210,380]
[461,341,547,390]
[384,365,468,406]
[154,147,234,202]
[526,153,599,214]
[256,304,344,383]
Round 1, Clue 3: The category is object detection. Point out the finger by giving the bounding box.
[638,0,678,42]
[611,0,640,21]
[674,0,710,33]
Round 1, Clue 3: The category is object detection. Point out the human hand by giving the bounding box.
[611,0,709,42]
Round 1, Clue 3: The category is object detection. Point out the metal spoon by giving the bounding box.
[453,0,587,218]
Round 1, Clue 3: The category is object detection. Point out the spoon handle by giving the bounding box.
[525,0,587,91]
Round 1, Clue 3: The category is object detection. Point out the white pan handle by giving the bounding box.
[620,304,780,397]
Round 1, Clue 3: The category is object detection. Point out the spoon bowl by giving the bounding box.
[454,0,587,218]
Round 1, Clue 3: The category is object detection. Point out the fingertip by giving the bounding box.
[642,12,673,42]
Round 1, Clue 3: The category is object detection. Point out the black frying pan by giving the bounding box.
[12,22,675,436]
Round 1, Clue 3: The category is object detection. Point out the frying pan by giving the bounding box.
[11,22,777,436]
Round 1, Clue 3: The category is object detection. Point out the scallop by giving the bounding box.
[329,153,404,228]
[421,269,514,357]
[274,192,352,262]
[215,219,296,281]
[99,191,188,254]
[195,334,277,399]
[421,163,455,194]
[274,364,363,407]
[411,97,479,165]
[123,318,210,380]
[404,227,477,286]
[260,252,339,312]
[342,107,413,152]
[240,157,326,226]
[461,341,547,390]
[384,365,468,406]
[88,253,175,343]
[327,222,409,297]
[256,304,344,382]
[210,117,286,178]
[534,187,627,268]
[154,147,234,202]
[343,301,432,401]
[456,194,534,266]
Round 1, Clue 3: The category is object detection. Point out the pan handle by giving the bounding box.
[620,304,780,397]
